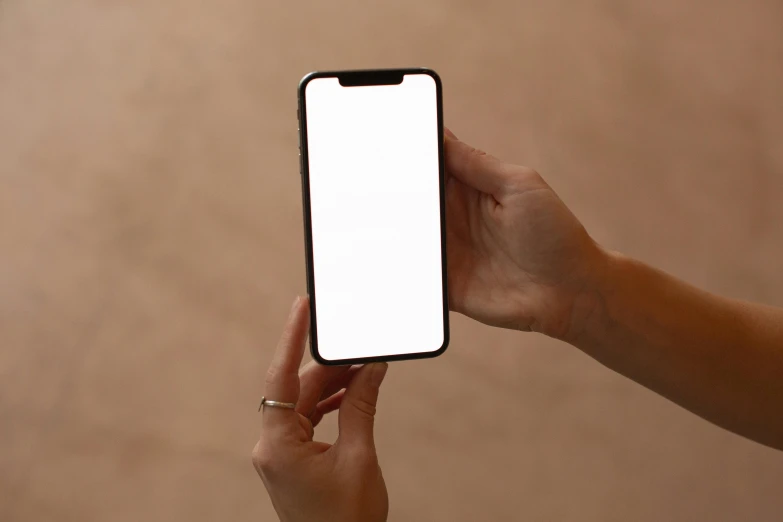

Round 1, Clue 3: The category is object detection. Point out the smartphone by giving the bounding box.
[297,68,449,365]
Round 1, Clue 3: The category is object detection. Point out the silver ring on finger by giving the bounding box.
[258,396,297,412]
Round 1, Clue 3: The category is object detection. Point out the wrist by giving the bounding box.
[554,244,620,346]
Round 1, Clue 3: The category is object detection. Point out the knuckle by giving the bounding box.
[521,166,540,178]
[251,441,276,474]
[507,165,544,189]
[264,365,282,388]
[348,395,377,419]
[467,146,491,166]
[470,145,488,158]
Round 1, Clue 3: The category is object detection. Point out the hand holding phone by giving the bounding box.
[253,297,389,522]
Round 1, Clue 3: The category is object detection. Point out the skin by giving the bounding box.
[254,130,783,522]
[253,297,388,522]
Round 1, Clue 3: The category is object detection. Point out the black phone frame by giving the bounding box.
[297,68,450,366]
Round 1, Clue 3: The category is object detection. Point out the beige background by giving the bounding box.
[2,1,783,520]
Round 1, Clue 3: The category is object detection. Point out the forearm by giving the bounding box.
[567,250,783,449]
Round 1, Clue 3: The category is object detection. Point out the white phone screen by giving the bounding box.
[303,73,446,362]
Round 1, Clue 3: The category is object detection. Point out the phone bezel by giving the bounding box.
[297,68,450,366]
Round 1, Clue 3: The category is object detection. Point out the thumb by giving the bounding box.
[336,363,388,449]
[445,134,511,197]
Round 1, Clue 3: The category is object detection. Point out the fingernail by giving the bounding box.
[290,296,300,313]
[371,363,388,386]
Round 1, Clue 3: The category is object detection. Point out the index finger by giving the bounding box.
[444,133,508,197]
[262,296,310,423]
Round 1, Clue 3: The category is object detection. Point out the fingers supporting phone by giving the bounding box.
[444,132,508,197]
[296,361,356,418]
[262,296,310,430]
[337,363,388,449]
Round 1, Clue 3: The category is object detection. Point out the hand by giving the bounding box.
[252,296,389,522]
[444,129,606,339]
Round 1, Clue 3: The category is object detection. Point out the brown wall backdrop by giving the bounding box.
[2,1,783,521]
